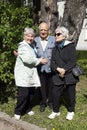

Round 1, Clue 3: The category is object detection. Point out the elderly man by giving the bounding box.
[35,22,55,112]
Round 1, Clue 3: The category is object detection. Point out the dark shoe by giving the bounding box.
[40,105,45,112]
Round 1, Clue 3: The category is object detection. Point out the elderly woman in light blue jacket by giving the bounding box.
[14,27,47,120]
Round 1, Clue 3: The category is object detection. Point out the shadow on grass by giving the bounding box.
[83,94,87,99]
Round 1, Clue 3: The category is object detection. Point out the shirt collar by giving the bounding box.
[40,36,48,41]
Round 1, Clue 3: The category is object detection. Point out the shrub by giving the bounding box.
[0,2,35,102]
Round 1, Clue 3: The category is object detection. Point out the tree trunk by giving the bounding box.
[7,0,86,42]
[40,0,58,33]
[61,0,86,43]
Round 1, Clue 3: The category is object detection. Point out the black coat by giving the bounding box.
[51,41,79,85]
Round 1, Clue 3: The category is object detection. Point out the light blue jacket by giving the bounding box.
[14,40,41,87]
[35,36,55,73]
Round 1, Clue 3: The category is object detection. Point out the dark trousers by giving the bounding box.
[52,84,76,112]
[39,72,53,106]
[14,87,35,115]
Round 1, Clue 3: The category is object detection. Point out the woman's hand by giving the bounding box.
[59,73,65,78]
[57,67,66,78]
[40,58,48,64]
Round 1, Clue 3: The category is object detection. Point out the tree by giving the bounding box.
[33,0,86,41]
[0,2,35,102]
[61,0,86,43]
[33,0,58,33]
[40,0,58,33]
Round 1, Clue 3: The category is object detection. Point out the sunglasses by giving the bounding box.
[55,33,62,36]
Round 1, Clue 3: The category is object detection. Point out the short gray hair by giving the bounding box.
[24,27,35,36]
[55,26,69,39]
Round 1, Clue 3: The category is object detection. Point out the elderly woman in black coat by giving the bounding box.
[48,26,79,120]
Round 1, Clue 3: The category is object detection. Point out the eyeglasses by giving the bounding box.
[55,33,62,36]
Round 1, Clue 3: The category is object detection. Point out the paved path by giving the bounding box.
[0,111,46,130]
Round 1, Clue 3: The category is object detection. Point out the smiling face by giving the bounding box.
[39,22,49,40]
[24,33,34,44]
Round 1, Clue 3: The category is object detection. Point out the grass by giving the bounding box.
[0,75,87,130]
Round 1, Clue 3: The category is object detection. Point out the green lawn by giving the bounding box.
[0,76,87,130]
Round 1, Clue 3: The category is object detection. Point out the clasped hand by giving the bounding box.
[57,67,66,78]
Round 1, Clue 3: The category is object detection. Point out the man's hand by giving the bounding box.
[13,50,18,56]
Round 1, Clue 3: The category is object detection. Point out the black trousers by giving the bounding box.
[14,87,35,115]
[52,84,76,112]
[39,72,53,106]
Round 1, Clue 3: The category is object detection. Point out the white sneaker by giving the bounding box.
[14,114,20,120]
[48,111,60,119]
[66,112,74,120]
[27,111,34,116]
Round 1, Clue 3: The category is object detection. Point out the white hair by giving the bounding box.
[55,26,69,39]
[24,27,35,36]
